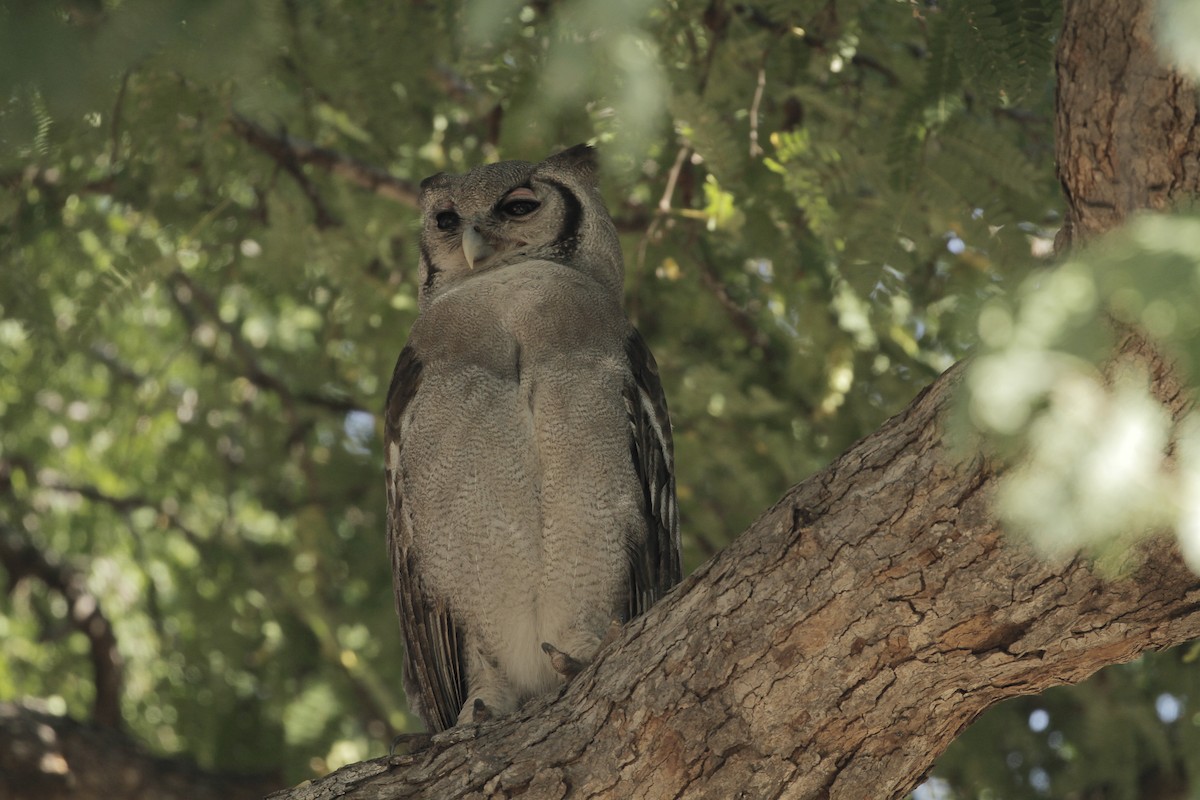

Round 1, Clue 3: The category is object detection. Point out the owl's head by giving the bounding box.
[416,144,623,309]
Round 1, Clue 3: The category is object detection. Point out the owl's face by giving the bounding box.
[416,145,623,308]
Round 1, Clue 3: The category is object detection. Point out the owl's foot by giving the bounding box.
[471,697,493,724]
[389,732,432,755]
[599,618,623,650]
[541,641,586,679]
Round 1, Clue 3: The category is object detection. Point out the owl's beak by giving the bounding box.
[461,226,494,270]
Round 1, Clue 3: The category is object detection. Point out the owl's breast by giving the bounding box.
[411,260,625,372]
[498,261,626,357]
[398,259,637,656]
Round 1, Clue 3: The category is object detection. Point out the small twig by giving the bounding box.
[635,145,692,278]
[631,145,692,323]
[171,271,298,403]
[748,58,767,157]
[657,146,691,215]
[109,69,131,166]
[87,343,148,386]
[735,7,900,85]
[849,53,900,87]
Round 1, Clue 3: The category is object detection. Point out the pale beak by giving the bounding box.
[461,226,494,270]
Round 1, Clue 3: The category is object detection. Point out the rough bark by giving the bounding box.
[267,0,1200,797]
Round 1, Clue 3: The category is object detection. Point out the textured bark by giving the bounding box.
[267,1,1200,798]
[1055,0,1200,250]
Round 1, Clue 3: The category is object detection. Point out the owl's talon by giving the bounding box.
[541,641,586,679]
[471,697,493,724]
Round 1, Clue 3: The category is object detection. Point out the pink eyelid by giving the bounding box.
[504,188,537,202]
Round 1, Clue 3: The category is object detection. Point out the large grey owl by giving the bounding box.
[384,144,680,732]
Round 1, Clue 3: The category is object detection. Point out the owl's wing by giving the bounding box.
[384,345,465,733]
[623,328,682,621]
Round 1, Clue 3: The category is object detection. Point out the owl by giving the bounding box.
[384,144,680,732]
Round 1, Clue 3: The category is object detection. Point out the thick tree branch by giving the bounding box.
[270,354,1200,800]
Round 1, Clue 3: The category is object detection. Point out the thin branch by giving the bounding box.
[635,145,691,277]
[0,167,115,196]
[87,342,149,387]
[689,241,772,354]
[228,113,419,208]
[38,479,206,552]
[0,700,281,799]
[734,6,901,85]
[246,117,342,229]
[629,145,691,323]
[229,115,340,228]
[166,271,369,417]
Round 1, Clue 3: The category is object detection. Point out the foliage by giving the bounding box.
[967,216,1200,571]
[0,0,1195,795]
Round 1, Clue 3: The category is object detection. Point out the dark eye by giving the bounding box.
[435,211,459,230]
[502,199,540,218]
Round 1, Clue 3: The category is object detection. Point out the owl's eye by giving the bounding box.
[435,211,459,230]
[501,199,540,218]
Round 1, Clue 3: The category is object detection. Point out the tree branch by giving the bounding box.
[0,701,280,800]
[690,242,772,354]
[166,270,369,417]
[0,526,124,731]
[268,354,1200,800]
[228,113,419,208]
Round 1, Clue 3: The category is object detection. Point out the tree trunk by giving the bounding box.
[268,0,1200,797]
[1055,0,1200,250]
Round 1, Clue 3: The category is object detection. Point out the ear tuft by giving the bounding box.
[419,173,449,194]
[543,144,598,183]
